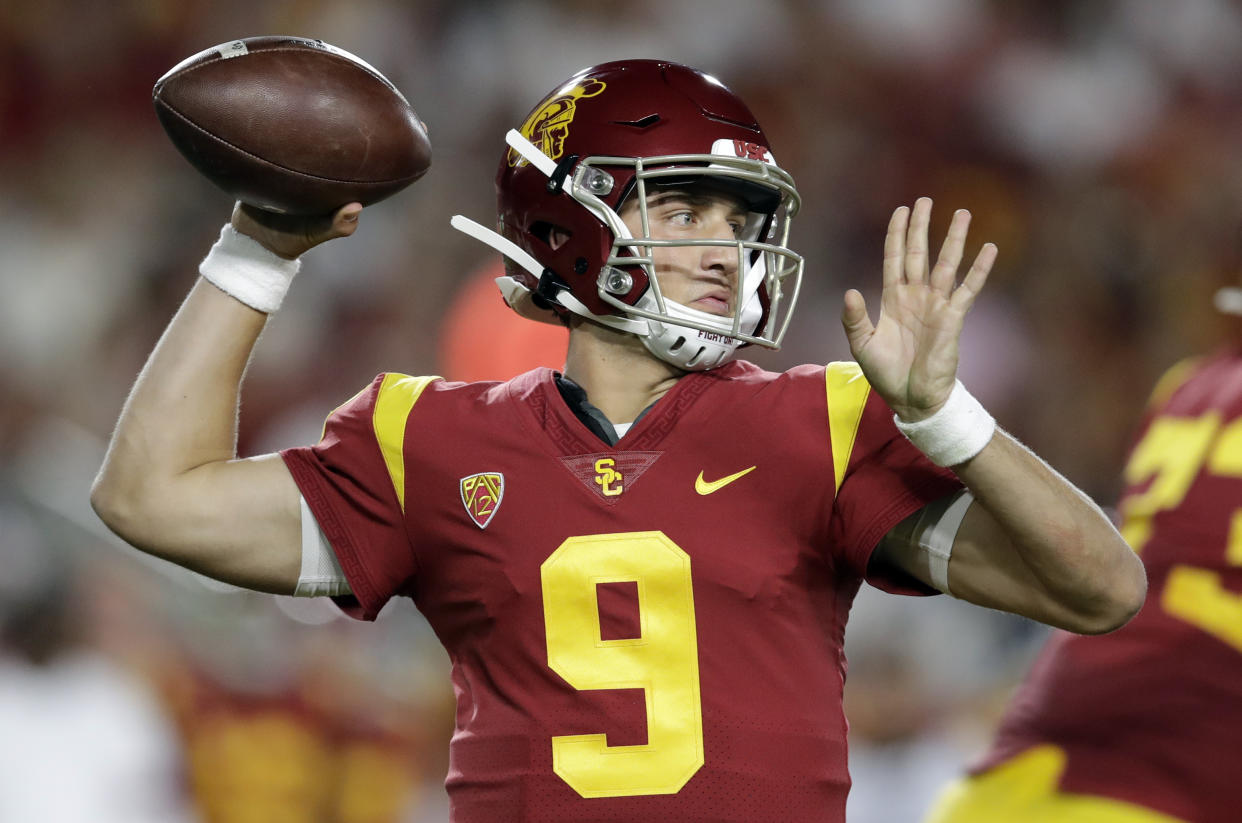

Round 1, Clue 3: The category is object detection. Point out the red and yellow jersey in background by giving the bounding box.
[157,663,426,823]
[283,361,961,823]
[973,346,1242,823]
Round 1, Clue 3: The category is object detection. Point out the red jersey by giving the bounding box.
[974,347,1242,823]
[283,361,960,822]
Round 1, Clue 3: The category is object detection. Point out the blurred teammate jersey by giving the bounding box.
[974,346,1242,823]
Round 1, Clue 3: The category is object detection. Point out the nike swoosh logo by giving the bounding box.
[695,466,756,495]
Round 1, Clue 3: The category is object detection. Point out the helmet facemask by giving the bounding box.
[588,152,802,369]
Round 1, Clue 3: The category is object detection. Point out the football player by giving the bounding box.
[926,290,1242,823]
[93,60,1145,822]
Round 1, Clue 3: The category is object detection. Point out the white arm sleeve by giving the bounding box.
[294,495,353,597]
[885,490,974,594]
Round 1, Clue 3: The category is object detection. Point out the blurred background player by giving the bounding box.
[91,56,1143,822]
[926,280,1242,823]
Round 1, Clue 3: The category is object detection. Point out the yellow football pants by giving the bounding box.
[925,745,1188,823]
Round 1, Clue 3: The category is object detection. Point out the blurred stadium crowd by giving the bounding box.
[4,0,1242,820]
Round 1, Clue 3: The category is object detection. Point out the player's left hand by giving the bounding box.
[840,197,997,422]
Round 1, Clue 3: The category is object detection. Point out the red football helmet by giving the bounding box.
[451,59,803,370]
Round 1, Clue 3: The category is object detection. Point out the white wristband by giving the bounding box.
[199,224,301,313]
[893,380,996,467]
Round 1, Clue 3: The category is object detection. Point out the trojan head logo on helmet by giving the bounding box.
[507,78,606,168]
[451,59,804,371]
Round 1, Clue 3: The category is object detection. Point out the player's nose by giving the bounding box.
[699,220,740,278]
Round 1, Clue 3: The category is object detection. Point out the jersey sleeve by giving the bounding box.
[281,373,436,620]
[823,362,963,594]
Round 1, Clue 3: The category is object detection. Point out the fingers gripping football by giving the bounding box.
[231,201,362,260]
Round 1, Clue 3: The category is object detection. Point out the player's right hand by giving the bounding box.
[230,201,362,260]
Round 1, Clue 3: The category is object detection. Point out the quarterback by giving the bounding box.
[93,60,1145,821]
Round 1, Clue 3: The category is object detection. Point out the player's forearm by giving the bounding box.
[92,279,267,539]
[953,429,1146,633]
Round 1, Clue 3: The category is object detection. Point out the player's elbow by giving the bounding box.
[1066,548,1147,635]
[91,472,132,541]
[90,466,158,547]
[1070,594,1143,636]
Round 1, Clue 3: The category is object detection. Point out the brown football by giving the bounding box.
[153,36,431,215]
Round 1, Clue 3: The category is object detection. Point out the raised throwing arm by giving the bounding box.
[91,203,361,593]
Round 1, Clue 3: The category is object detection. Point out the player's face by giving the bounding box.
[619,187,748,317]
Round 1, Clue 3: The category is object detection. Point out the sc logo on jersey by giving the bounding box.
[594,458,623,497]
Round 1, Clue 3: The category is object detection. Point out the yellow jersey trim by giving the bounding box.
[926,744,1188,823]
[372,374,439,512]
[825,362,872,496]
[1147,357,1201,411]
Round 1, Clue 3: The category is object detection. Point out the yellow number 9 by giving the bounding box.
[541,531,704,798]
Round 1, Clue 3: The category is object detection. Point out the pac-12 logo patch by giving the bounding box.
[460,472,504,529]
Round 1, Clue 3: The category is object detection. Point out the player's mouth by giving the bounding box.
[692,292,732,316]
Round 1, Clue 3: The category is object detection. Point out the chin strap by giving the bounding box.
[448,214,647,335]
[451,128,750,361]
[505,128,559,177]
[449,214,541,277]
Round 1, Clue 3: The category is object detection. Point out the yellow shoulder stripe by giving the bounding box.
[1147,357,1201,411]
[825,361,871,496]
[372,374,439,512]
